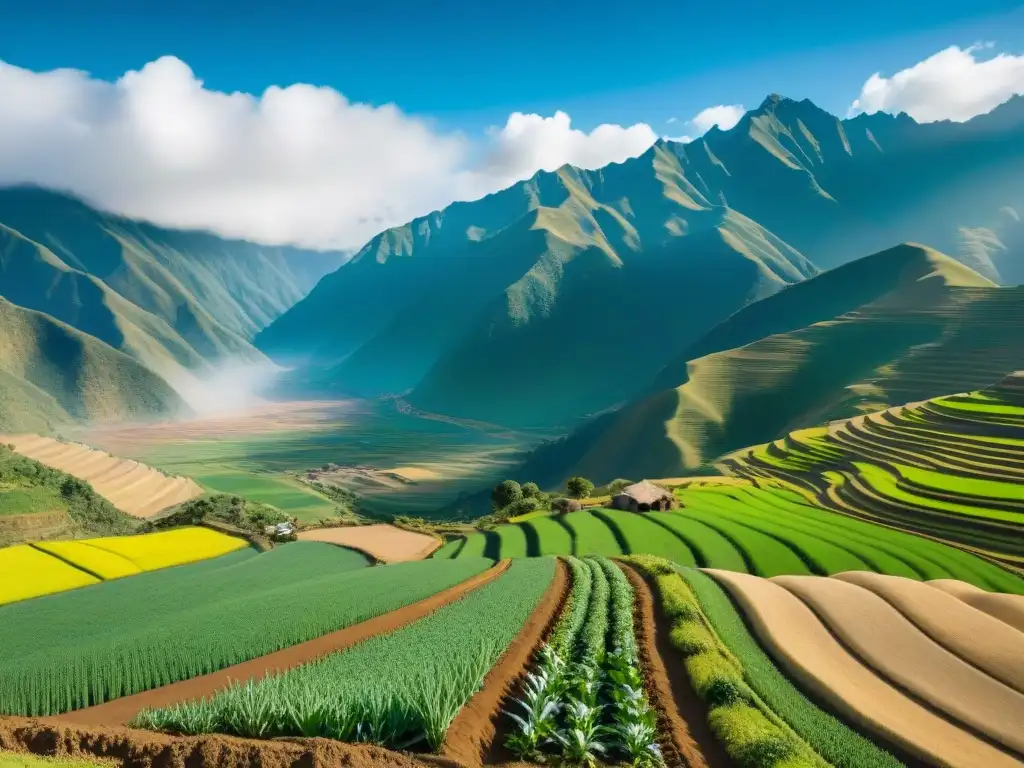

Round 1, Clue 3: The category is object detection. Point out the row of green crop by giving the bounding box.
[504,557,660,767]
[626,556,831,768]
[135,557,556,750]
[0,544,494,716]
[435,493,1023,592]
[679,568,903,768]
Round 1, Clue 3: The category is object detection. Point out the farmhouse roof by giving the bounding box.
[618,480,671,504]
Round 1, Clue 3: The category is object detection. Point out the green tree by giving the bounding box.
[521,482,540,499]
[566,476,594,499]
[491,479,523,511]
[505,497,539,518]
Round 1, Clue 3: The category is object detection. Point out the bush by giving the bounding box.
[505,497,539,518]
[566,476,594,499]
[521,482,540,499]
[491,480,523,511]
[551,498,581,514]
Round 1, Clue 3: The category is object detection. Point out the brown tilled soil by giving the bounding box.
[708,569,1022,768]
[441,559,569,768]
[59,561,512,727]
[618,564,730,768]
[0,716,435,768]
[297,526,441,563]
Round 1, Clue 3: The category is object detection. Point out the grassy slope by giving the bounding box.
[0,186,345,427]
[516,244,1020,487]
[0,297,184,432]
[259,148,818,428]
[0,444,138,545]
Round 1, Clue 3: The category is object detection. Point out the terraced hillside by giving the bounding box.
[514,244,1024,489]
[722,372,1024,567]
[1,435,203,519]
[433,483,1024,594]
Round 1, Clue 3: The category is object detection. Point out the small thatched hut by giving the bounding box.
[610,480,678,512]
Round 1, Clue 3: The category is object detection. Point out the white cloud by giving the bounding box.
[469,111,657,193]
[848,44,1024,123]
[689,104,746,133]
[0,57,658,250]
[666,116,678,124]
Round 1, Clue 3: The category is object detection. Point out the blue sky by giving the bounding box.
[2,0,1023,133]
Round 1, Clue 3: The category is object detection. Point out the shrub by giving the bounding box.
[551,498,582,514]
[521,482,540,498]
[492,480,523,511]
[505,497,539,518]
[566,476,595,499]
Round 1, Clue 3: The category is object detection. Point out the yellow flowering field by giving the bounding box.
[0,545,99,606]
[1,527,248,606]
[82,527,248,571]
[34,541,142,579]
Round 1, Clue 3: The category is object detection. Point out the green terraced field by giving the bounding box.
[135,558,556,750]
[722,372,1024,568]
[434,485,1023,593]
[0,543,493,715]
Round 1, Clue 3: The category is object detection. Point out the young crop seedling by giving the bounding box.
[504,557,662,767]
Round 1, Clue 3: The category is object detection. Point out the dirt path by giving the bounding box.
[58,560,512,727]
[441,559,569,768]
[619,563,731,768]
[708,569,1023,768]
[298,525,442,563]
[0,715,433,768]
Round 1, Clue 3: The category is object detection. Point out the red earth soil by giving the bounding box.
[440,559,570,768]
[0,715,437,768]
[57,560,512,727]
[619,563,731,768]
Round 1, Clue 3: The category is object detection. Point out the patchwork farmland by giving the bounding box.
[721,371,1024,567]
[3,378,1024,768]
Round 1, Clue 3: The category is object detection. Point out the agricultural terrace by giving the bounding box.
[721,373,1024,566]
[707,568,1024,768]
[0,435,202,518]
[434,486,1024,593]
[134,558,557,752]
[0,543,494,715]
[0,527,247,605]
[298,524,440,562]
[503,557,661,766]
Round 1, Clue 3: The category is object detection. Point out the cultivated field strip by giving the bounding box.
[709,569,1024,768]
[134,558,557,752]
[722,373,1024,565]
[679,567,903,768]
[0,435,203,518]
[501,557,667,767]
[0,527,247,605]
[928,580,1024,633]
[0,544,99,604]
[297,524,440,562]
[834,572,1024,693]
[0,545,493,716]
[773,574,1024,753]
[436,487,1023,591]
